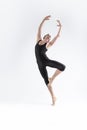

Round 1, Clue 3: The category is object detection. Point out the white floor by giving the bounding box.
[0,101,87,130]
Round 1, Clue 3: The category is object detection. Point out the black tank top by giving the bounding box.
[35,40,49,65]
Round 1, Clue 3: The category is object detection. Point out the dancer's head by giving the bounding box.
[43,34,51,43]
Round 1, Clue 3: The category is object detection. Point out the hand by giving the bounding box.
[43,15,51,21]
[56,20,62,27]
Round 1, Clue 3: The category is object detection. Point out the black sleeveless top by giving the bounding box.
[35,40,49,66]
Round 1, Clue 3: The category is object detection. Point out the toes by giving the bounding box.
[52,97,57,106]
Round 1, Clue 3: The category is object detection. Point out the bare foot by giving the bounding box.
[51,97,57,106]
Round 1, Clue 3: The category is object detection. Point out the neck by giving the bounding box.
[41,40,47,45]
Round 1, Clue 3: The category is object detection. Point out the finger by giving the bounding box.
[56,19,59,21]
[56,20,60,23]
[46,15,51,19]
[47,16,51,20]
[47,15,51,17]
[47,16,51,19]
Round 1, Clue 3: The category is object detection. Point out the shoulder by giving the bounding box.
[36,39,42,44]
[36,39,46,46]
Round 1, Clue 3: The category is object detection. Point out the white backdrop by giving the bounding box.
[0,0,87,104]
[0,0,87,129]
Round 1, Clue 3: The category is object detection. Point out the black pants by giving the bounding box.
[38,59,66,85]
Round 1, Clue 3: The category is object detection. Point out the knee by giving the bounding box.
[61,65,66,71]
[47,83,52,88]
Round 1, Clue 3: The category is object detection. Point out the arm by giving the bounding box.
[36,15,51,42]
[47,20,62,48]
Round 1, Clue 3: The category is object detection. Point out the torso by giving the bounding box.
[37,40,49,49]
[35,40,49,65]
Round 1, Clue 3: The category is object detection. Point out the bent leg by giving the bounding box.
[46,59,66,71]
[46,59,66,85]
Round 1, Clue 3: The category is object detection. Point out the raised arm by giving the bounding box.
[36,15,51,42]
[47,20,62,48]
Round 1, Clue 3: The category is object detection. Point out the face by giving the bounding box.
[43,34,51,43]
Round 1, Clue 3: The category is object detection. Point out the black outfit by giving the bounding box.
[35,40,66,85]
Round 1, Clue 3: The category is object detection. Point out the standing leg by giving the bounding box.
[47,83,57,105]
[38,65,57,105]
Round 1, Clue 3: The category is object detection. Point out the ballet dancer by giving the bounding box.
[35,15,66,105]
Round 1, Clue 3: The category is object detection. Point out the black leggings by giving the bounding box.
[38,59,66,86]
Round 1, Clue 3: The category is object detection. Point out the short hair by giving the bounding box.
[43,34,51,39]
